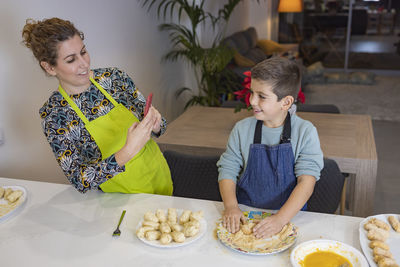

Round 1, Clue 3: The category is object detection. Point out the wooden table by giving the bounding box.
[0,177,366,267]
[157,106,378,217]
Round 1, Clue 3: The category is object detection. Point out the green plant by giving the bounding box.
[142,0,260,109]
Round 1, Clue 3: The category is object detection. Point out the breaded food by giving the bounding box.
[0,187,4,198]
[155,209,167,223]
[184,220,200,228]
[171,231,185,243]
[369,240,390,250]
[240,222,255,235]
[6,190,23,203]
[374,254,387,263]
[369,218,391,231]
[366,227,389,241]
[179,210,191,224]
[183,225,199,237]
[367,230,387,242]
[373,247,393,259]
[388,215,400,233]
[159,233,172,245]
[377,257,399,267]
[145,230,161,241]
[142,220,160,229]
[143,211,159,223]
[365,222,379,231]
[169,223,183,232]
[189,210,203,221]
[136,226,155,239]
[279,223,294,241]
[4,188,13,199]
[167,208,177,224]
[159,222,171,233]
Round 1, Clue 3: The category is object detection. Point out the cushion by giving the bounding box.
[256,39,284,55]
[324,72,349,83]
[233,51,256,67]
[306,61,325,77]
[230,32,251,54]
[222,38,239,52]
[349,72,375,85]
[243,27,258,49]
[244,47,269,63]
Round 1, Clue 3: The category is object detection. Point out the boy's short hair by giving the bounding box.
[251,56,301,101]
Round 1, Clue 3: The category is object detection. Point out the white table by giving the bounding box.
[0,177,365,267]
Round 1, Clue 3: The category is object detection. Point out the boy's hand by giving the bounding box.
[252,214,286,239]
[223,207,246,234]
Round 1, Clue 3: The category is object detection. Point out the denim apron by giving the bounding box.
[236,113,306,210]
[58,77,173,195]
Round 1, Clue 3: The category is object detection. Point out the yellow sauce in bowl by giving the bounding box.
[300,251,352,267]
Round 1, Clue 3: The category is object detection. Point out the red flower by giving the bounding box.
[234,71,252,107]
[297,87,305,104]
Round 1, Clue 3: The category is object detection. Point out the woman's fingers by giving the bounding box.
[129,122,138,131]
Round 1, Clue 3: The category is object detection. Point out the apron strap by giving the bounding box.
[252,112,292,145]
[58,76,120,125]
[253,120,263,144]
[280,112,291,144]
[58,85,89,125]
[89,77,119,107]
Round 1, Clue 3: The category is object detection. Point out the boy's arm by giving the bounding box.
[276,174,315,223]
[253,175,316,238]
[219,179,239,210]
[219,179,246,233]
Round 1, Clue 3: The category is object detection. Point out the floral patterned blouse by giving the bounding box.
[39,67,167,193]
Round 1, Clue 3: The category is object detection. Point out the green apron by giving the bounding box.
[58,77,173,195]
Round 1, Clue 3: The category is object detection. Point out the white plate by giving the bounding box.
[0,185,27,223]
[359,214,400,267]
[291,239,369,267]
[217,211,297,255]
[136,209,207,248]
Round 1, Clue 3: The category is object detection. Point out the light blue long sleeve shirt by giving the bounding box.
[217,113,324,183]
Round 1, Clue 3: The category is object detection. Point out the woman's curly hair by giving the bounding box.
[22,17,84,70]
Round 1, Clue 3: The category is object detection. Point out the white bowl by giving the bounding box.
[290,239,369,267]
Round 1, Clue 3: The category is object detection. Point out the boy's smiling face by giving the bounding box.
[250,78,292,128]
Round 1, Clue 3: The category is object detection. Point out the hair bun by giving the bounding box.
[21,18,38,48]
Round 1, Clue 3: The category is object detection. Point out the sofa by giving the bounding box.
[222,27,299,79]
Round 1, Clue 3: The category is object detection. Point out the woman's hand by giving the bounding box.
[147,106,162,134]
[252,214,286,239]
[223,206,246,234]
[115,110,157,166]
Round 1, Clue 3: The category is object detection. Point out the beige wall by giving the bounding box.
[0,0,277,183]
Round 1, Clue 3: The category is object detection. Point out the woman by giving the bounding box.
[22,17,173,194]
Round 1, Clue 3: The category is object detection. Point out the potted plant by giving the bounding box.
[142,0,261,109]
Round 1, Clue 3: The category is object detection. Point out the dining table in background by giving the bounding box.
[1,177,365,267]
[157,106,378,218]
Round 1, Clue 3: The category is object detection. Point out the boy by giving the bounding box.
[217,57,323,239]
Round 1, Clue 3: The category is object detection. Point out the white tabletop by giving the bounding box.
[0,177,365,267]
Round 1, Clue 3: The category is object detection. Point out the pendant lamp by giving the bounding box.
[278,0,303,13]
